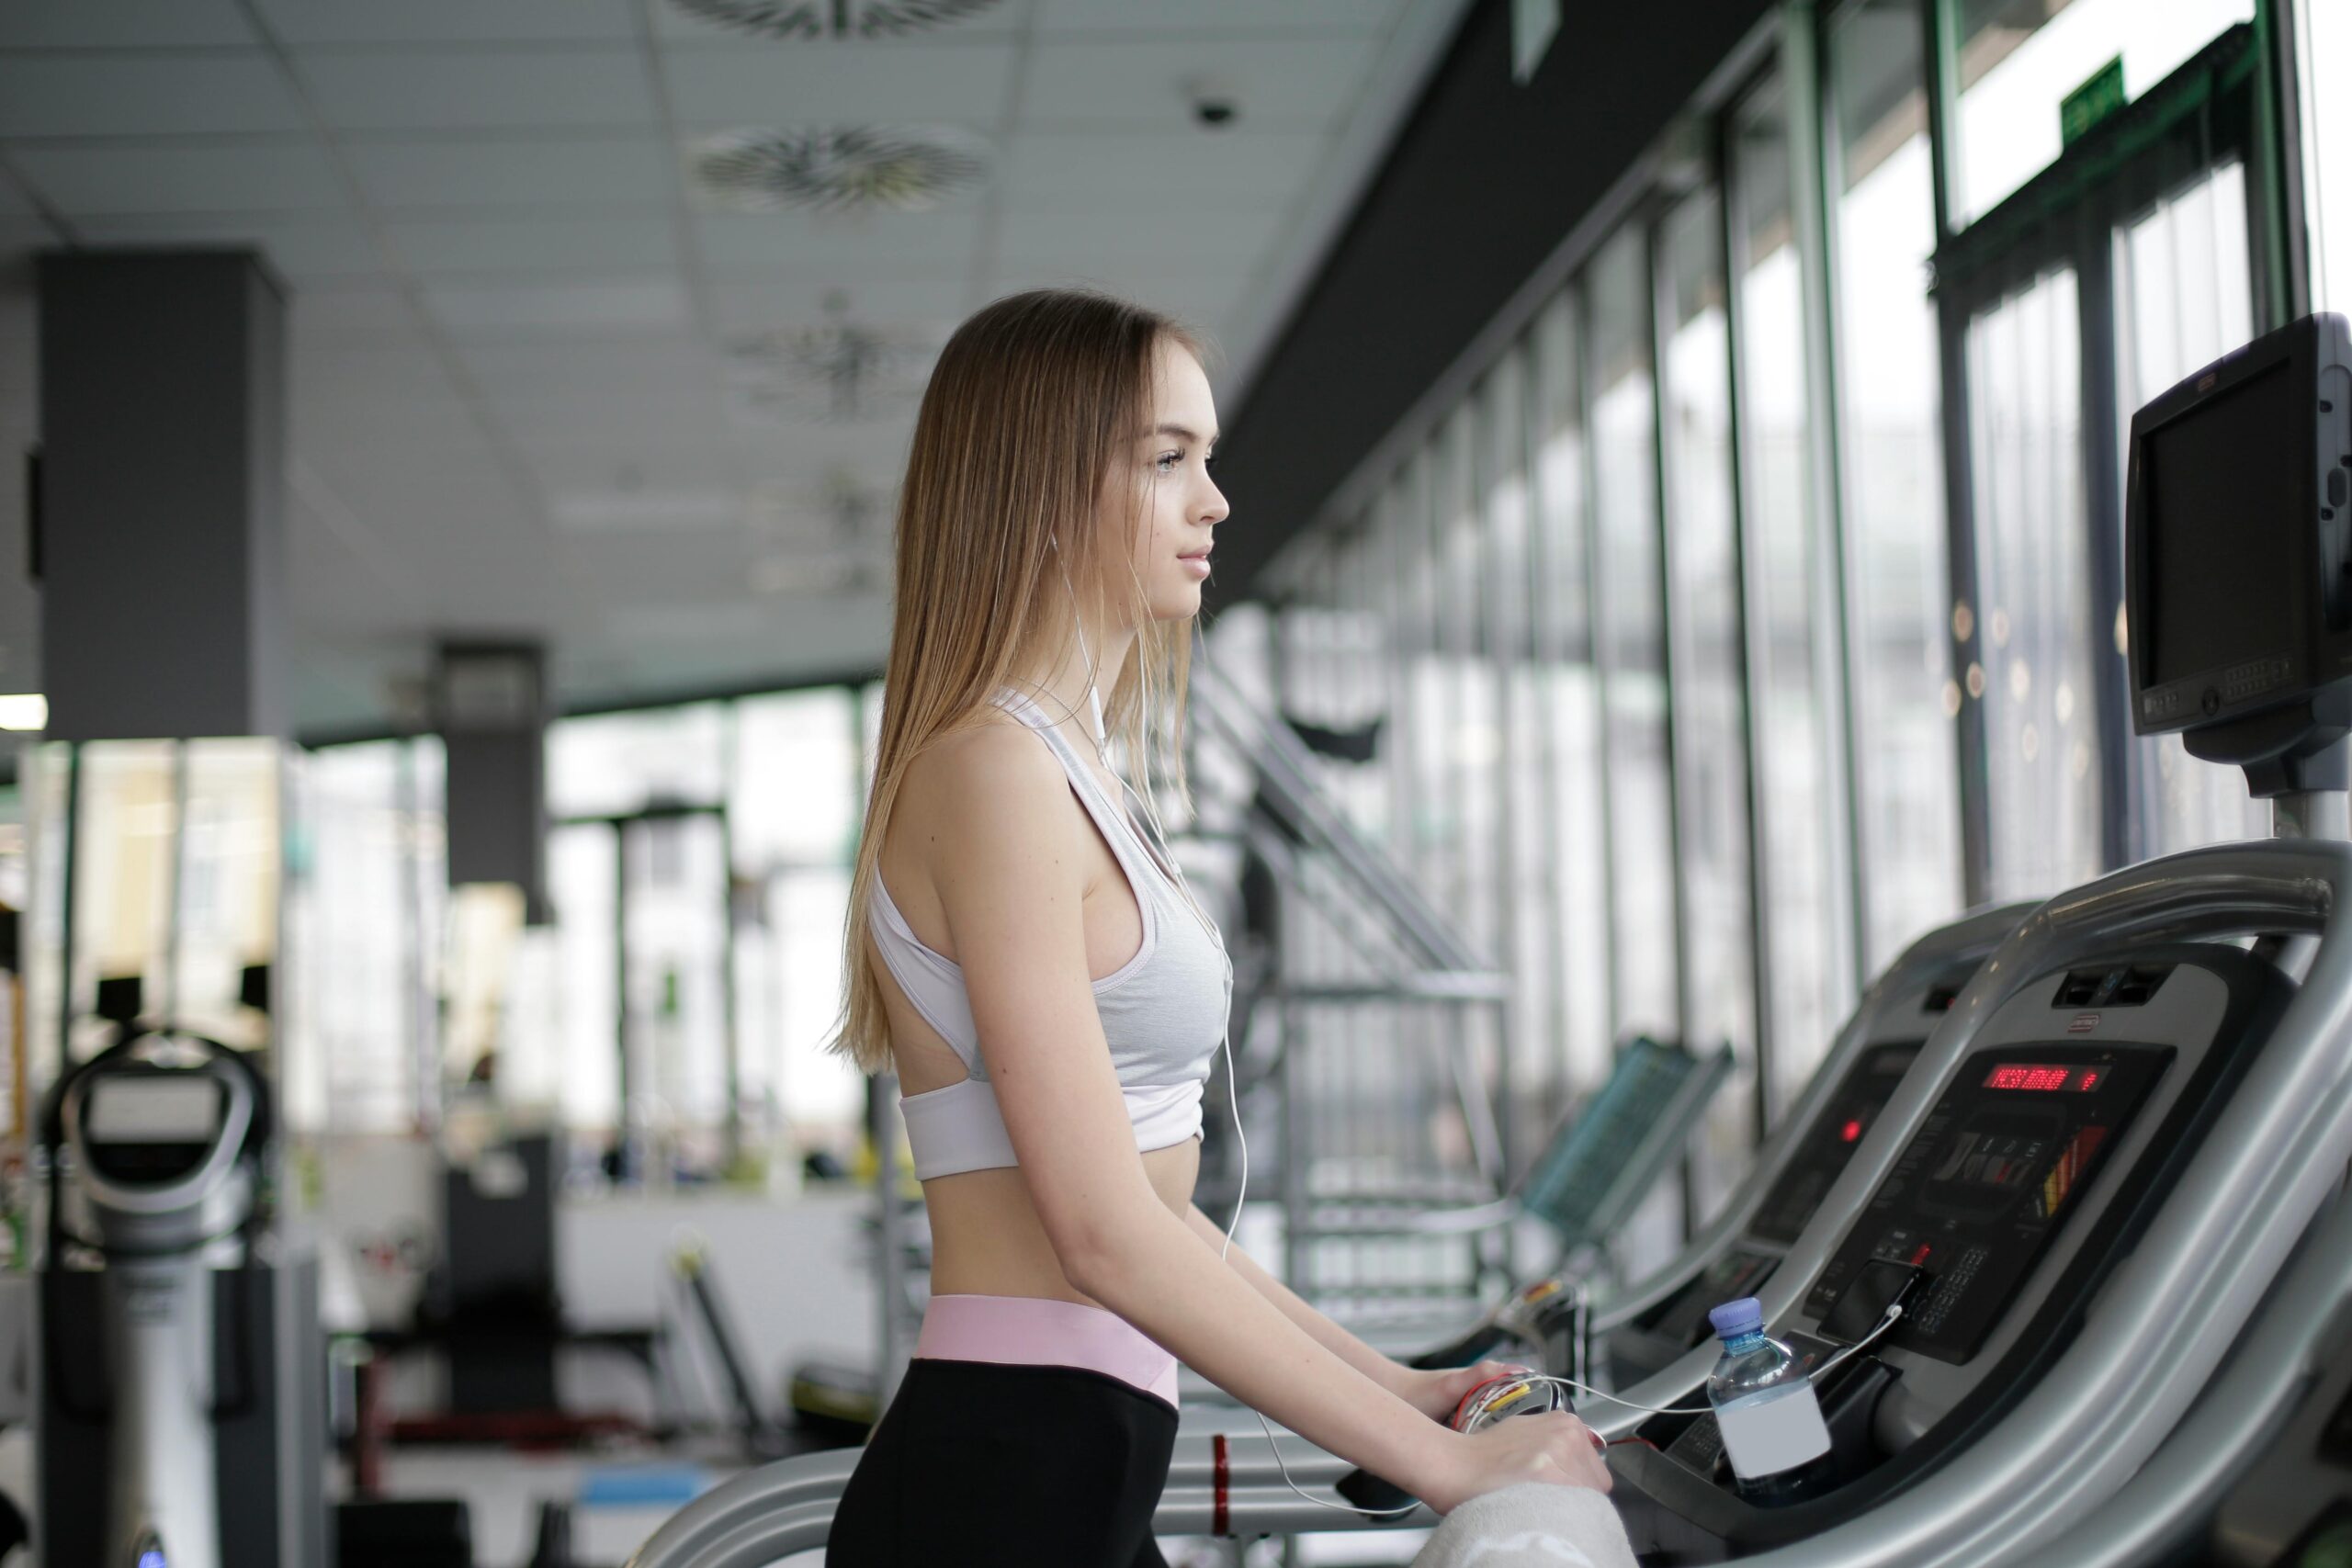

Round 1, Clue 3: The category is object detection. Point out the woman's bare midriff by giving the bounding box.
[873,713,1196,1308]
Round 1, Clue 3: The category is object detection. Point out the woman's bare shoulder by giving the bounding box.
[895,712,1070,843]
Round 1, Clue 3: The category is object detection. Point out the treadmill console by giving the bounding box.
[1804,1043,2168,1364]
[1605,943,2291,1554]
[1752,1043,1920,1247]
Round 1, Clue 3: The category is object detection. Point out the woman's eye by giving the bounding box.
[1154,450,1184,473]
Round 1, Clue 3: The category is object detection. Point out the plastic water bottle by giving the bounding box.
[1705,1297,1831,1499]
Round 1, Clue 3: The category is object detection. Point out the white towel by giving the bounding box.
[1409,1483,1638,1568]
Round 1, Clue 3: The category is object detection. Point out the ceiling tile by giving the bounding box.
[662,41,1015,123]
[0,0,254,49]
[74,212,383,282]
[707,275,969,332]
[291,341,458,390]
[1020,37,1378,131]
[303,438,510,496]
[13,143,349,215]
[732,421,918,485]
[456,339,721,396]
[1033,0,1402,34]
[289,286,421,344]
[520,435,742,491]
[424,277,695,336]
[491,380,735,441]
[695,209,979,275]
[289,389,486,450]
[994,208,1280,270]
[996,130,1329,211]
[388,215,684,275]
[297,50,657,132]
[345,134,676,210]
[252,0,638,46]
[0,54,310,138]
[548,486,748,534]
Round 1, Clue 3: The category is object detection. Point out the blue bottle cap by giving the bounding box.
[1708,1297,1765,1339]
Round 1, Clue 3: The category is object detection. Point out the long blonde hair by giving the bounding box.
[830,288,1206,1075]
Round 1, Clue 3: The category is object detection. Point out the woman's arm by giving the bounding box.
[1182,1203,1407,1388]
[1182,1204,1527,1424]
[923,729,1602,1509]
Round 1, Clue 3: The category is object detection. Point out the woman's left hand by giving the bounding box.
[1390,1359,1533,1426]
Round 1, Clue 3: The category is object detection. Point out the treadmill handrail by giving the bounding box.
[1575,844,2349,1441]
[2019,1188,2352,1568]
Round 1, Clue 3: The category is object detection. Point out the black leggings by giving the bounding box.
[827,1357,1177,1567]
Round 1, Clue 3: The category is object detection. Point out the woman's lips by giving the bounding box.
[1179,552,1212,579]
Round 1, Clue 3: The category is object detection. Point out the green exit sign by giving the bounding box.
[2061,56,2128,146]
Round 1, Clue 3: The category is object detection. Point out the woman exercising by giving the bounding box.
[824,289,1613,1566]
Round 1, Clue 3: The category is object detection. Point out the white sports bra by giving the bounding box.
[867,688,1231,1179]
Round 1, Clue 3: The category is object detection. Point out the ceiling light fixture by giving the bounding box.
[691,125,990,214]
[726,292,937,422]
[667,0,1004,40]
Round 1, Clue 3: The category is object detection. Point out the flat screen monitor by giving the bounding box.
[2141,360,2305,687]
[2126,312,2352,767]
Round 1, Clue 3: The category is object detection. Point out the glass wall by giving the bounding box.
[2301,0,2351,313]
[1529,295,1614,1095]
[296,738,445,1134]
[298,682,871,1167]
[1589,228,1682,1047]
[1250,0,2309,1227]
[1949,0,2255,227]
[1659,186,1762,1196]
[1829,0,1964,967]
[1967,265,2099,902]
[1731,65,1851,1111]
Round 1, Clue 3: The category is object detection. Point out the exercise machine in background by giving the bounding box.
[38,1010,327,1568]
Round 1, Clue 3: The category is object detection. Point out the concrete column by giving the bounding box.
[435,641,551,921]
[37,250,288,740]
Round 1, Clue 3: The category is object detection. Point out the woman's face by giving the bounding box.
[1098,336,1227,625]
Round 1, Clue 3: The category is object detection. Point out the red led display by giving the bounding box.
[1840,1118,1864,1144]
[1982,1063,2102,1092]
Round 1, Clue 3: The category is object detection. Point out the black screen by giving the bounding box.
[1805,1043,2167,1364]
[2144,360,2302,685]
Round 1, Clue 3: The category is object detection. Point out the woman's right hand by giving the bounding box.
[1419,1412,1612,1515]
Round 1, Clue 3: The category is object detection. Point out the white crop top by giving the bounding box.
[867,688,1231,1179]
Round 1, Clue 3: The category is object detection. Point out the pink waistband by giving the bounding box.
[916,1293,1180,1406]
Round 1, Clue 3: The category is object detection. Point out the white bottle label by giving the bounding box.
[1715,1382,1832,1481]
